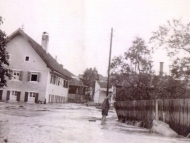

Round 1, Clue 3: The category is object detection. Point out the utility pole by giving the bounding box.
[106,28,113,96]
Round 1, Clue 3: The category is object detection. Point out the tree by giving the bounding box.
[80,67,99,101]
[151,75,187,99]
[110,37,154,101]
[80,67,99,87]
[150,19,190,79]
[0,16,10,88]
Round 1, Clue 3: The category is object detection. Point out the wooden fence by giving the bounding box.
[114,98,190,136]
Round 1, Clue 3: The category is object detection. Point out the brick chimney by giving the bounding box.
[159,62,164,76]
[41,32,49,53]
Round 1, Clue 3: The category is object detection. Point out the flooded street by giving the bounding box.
[0,102,189,143]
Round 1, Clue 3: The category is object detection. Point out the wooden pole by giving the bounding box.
[106,28,113,96]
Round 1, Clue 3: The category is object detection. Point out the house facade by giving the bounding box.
[0,29,72,103]
[93,81,113,104]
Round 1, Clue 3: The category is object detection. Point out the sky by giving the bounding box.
[1,0,190,76]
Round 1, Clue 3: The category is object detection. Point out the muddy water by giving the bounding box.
[0,102,189,143]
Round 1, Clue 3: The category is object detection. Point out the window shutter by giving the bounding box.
[19,71,23,81]
[50,74,52,83]
[37,72,41,82]
[27,72,31,81]
[9,70,13,80]
[35,93,39,103]
[24,92,28,102]
[0,90,3,100]
[6,90,10,100]
[17,92,21,101]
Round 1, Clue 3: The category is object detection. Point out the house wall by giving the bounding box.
[2,34,49,102]
[48,82,69,103]
[98,91,107,103]
[93,81,100,103]
[93,81,113,104]
[98,91,112,104]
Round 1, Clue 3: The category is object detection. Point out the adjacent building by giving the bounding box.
[1,29,72,103]
[93,81,113,104]
[68,76,87,103]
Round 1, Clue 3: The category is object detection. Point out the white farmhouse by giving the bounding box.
[0,29,72,103]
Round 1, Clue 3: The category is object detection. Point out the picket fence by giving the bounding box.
[114,98,190,136]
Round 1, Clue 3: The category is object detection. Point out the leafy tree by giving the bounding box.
[80,67,99,87]
[110,37,154,101]
[80,67,99,101]
[150,19,190,79]
[0,16,10,88]
[151,75,187,99]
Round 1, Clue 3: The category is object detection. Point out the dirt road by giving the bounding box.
[0,102,189,143]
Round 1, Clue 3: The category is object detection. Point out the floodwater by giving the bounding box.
[0,102,189,143]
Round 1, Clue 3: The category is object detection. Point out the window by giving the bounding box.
[9,70,23,81]
[50,74,67,87]
[25,56,29,61]
[58,77,60,86]
[58,78,63,86]
[29,92,36,97]
[50,74,54,84]
[28,72,40,82]
[63,80,69,88]
[13,71,20,80]
[11,91,18,96]
[31,74,37,81]
[50,74,57,84]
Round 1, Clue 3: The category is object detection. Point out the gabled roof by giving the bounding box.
[97,81,112,88]
[69,78,86,87]
[8,28,72,79]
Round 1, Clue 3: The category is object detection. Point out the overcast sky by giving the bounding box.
[1,0,190,76]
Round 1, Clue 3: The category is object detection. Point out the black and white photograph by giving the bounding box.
[0,0,190,142]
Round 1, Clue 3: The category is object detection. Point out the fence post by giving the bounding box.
[156,99,158,120]
[163,99,165,122]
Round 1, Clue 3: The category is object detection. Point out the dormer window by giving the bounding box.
[25,56,29,61]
